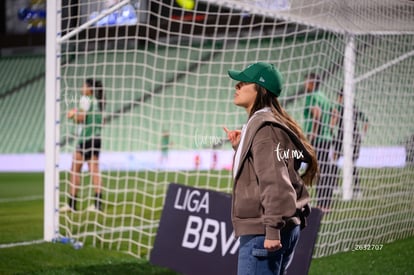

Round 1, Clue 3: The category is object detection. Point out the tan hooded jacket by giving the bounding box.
[232,110,311,240]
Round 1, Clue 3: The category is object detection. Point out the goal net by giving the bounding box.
[45,0,414,258]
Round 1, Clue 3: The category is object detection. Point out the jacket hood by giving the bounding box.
[239,111,312,172]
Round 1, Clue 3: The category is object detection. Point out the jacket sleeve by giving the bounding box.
[251,125,297,240]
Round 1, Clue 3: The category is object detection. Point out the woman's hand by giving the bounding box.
[223,127,241,147]
[264,239,282,252]
[67,108,86,123]
[67,108,77,119]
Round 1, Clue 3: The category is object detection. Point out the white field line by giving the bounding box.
[0,195,43,203]
[0,223,160,249]
[0,239,45,249]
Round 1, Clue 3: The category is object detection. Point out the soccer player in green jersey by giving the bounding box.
[61,78,105,212]
[160,130,170,165]
[333,88,369,199]
[303,73,336,212]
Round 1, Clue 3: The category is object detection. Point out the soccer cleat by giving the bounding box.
[59,204,75,212]
[86,204,102,212]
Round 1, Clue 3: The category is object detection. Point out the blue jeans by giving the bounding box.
[237,225,300,275]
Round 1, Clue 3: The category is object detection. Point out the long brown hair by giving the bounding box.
[250,84,319,186]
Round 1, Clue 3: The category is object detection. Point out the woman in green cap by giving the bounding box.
[224,62,318,275]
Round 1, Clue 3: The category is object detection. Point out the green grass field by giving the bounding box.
[1,172,414,275]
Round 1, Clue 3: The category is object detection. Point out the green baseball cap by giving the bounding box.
[228,62,284,97]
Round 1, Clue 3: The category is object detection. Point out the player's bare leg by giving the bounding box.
[61,151,83,212]
[88,155,102,211]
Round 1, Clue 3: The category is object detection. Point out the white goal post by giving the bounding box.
[44,0,60,242]
[45,0,414,258]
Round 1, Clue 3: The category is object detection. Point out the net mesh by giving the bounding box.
[220,0,414,34]
[52,0,414,258]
